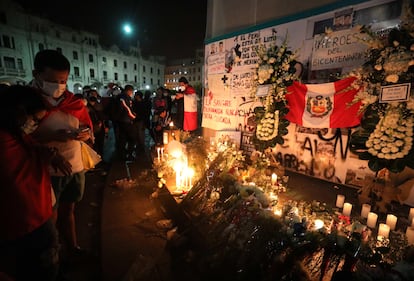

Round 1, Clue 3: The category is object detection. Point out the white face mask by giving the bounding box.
[41,81,66,98]
[21,118,39,135]
[179,86,186,92]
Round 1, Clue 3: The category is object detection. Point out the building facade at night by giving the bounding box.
[164,48,204,91]
[0,1,165,94]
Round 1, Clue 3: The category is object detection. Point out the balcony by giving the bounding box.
[0,67,26,77]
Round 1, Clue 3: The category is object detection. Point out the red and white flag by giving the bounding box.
[183,86,198,131]
[285,77,362,128]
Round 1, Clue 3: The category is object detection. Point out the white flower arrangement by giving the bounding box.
[349,2,414,173]
[365,104,413,160]
[252,36,299,149]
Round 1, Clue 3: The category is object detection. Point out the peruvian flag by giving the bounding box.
[285,77,362,128]
[183,86,198,131]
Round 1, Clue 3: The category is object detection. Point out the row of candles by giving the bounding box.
[336,194,414,244]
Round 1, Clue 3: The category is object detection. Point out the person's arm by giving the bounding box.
[120,98,136,120]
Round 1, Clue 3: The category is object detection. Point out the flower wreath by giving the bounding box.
[349,3,414,173]
[252,36,299,151]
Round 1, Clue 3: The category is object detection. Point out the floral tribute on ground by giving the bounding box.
[349,3,414,173]
[252,36,300,151]
[155,136,414,281]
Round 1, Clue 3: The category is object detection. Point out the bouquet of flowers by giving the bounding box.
[349,3,414,173]
[252,36,299,151]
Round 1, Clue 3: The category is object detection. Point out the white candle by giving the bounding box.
[406,227,414,245]
[409,208,414,223]
[378,223,390,239]
[367,212,378,228]
[157,147,161,160]
[336,194,345,208]
[361,204,371,218]
[271,173,277,185]
[343,202,352,216]
[163,132,169,145]
[386,214,397,231]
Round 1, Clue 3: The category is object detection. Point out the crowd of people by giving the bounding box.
[0,49,199,281]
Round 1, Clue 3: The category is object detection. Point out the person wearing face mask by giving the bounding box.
[29,49,93,263]
[175,76,198,132]
[0,85,72,281]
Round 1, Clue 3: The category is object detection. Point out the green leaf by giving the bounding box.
[368,158,383,172]
[359,151,372,160]
[389,159,406,173]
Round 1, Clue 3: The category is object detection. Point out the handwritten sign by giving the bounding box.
[311,29,367,70]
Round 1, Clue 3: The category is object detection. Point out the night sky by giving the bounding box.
[14,0,208,60]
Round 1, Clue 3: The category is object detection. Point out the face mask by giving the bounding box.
[179,86,186,92]
[21,118,39,135]
[41,81,66,98]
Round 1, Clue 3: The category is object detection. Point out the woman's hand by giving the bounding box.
[50,152,72,176]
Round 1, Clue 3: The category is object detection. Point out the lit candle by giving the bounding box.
[336,194,345,208]
[361,204,371,218]
[386,214,397,231]
[409,208,414,223]
[367,212,378,228]
[169,121,174,128]
[406,227,414,245]
[378,223,390,239]
[163,132,169,145]
[157,147,161,160]
[343,202,352,216]
[271,173,278,185]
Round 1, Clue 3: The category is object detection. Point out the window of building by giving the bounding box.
[150,78,153,85]
[56,47,62,54]
[157,69,160,75]
[143,76,146,84]
[114,59,118,67]
[134,64,137,70]
[4,56,15,69]
[150,67,153,74]
[39,43,44,51]
[89,54,93,63]
[124,74,128,81]
[134,75,137,83]
[17,58,23,70]
[143,65,146,72]
[90,68,95,78]
[2,35,14,49]
[103,70,107,79]
[157,79,160,85]
[0,12,6,24]
[74,66,80,77]
[114,72,118,80]
[73,51,78,60]
[198,75,201,81]
[123,61,127,69]
[102,57,107,63]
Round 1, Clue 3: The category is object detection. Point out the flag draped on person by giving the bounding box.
[183,87,198,131]
[285,77,362,128]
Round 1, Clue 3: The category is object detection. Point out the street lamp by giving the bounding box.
[122,23,133,36]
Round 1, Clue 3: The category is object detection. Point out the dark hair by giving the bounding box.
[135,91,143,98]
[0,85,49,137]
[88,96,98,102]
[34,49,70,72]
[178,77,188,84]
[124,84,134,92]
